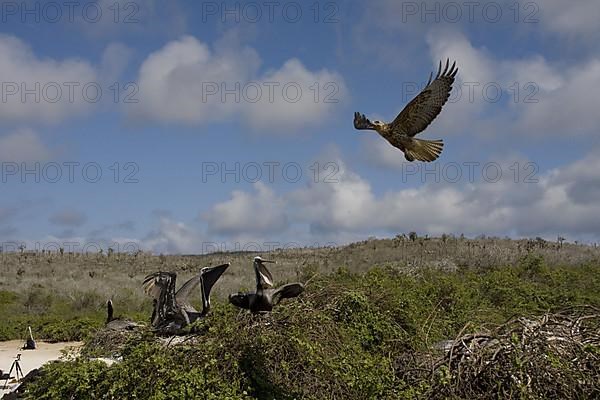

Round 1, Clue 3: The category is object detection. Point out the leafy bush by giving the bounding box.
[22,258,600,399]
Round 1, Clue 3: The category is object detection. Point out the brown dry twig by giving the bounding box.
[421,306,600,399]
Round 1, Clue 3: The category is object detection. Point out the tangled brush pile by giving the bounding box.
[424,306,600,399]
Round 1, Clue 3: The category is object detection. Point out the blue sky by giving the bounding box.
[1,0,600,254]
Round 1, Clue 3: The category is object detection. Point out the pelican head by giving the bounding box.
[254,256,275,264]
[253,256,275,288]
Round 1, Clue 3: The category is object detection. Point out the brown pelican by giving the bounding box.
[22,327,35,350]
[105,300,142,331]
[229,257,304,313]
[143,263,230,331]
[354,59,458,162]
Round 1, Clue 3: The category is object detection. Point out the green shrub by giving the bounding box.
[17,260,600,399]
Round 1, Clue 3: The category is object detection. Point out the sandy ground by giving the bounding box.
[0,340,82,396]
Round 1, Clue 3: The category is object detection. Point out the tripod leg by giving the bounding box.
[2,362,15,388]
[16,362,24,381]
[7,361,15,377]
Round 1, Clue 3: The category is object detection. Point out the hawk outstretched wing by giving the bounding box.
[391,59,458,137]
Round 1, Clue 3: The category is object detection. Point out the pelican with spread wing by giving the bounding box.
[229,257,304,313]
[354,59,458,162]
[143,263,230,331]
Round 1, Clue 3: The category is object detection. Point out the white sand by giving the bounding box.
[0,340,82,396]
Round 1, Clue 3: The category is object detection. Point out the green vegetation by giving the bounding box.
[1,236,598,344]
[17,252,600,400]
[0,287,149,342]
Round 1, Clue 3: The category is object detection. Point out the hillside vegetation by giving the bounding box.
[1,237,599,399]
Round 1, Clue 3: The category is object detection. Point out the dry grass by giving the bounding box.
[1,236,598,341]
[2,237,598,306]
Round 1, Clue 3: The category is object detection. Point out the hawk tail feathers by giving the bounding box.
[404,139,443,162]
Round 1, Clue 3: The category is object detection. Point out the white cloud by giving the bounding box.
[127,35,347,132]
[516,59,600,135]
[288,162,375,233]
[11,148,599,253]
[367,0,600,41]
[286,152,600,240]
[142,216,204,254]
[243,59,347,131]
[0,129,56,162]
[427,30,568,96]
[0,35,133,125]
[195,149,600,243]
[537,0,600,38]
[0,35,98,124]
[424,28,600,139]
[204,182,288,236]
[128,35,259,124]
[427,30,495,85]
[100,42,134,82]
[356,29,600,157]
[362,135,408,169]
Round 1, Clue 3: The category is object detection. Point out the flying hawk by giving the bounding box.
[354,59,458,162]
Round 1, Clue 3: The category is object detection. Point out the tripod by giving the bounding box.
[2,354,24,388]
